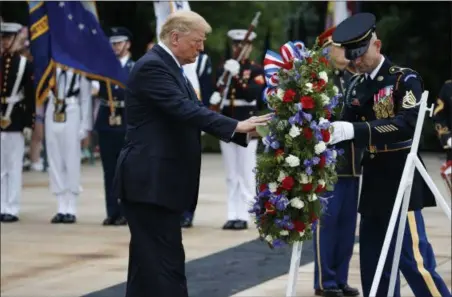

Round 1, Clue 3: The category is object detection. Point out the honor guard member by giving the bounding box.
[312,27,361,297]
[209,29,266,230]
[180,50,215,228]
[0,21,35,223]
[46,66,92,224]
[330,13,452,297]
[94,27,135,226]
[432,79,452,160]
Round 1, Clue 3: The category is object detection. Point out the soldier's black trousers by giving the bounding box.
[98,130,126,218]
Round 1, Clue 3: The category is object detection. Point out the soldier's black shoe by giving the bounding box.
[315,289,344,297]
[232,220,248,230]
[63,214,76,224]
[339,284,360,296]
[102,217,117,226]
[222,220,237,230]
[51,213,65,224]
[180,217,193,228]
[2,214,19,223]
[114,216,127,226]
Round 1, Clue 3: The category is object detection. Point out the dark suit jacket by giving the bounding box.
[113,44,247,212]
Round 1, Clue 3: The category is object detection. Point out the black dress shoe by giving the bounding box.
[2,214,19,223]
[232,220,248,230]
[102,217,116,226]
[222,220,237,230]
[63,214,76,224]
[339,284,360,296]
[51,213,66,223]
[114,216,127,226]
[180,217,193,228]
[314,289,344,297]
[315,289,323,296]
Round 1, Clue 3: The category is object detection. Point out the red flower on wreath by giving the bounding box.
[321,129,331,142]
[306,57,313,64]
[259,184,267,192]
[293,220,306,232]
[283,89,296,103]
[315,184,325,193]
[300,95,315,109]
[318,155,326,168]
[302,183,313,192]
[313,79,327,92]
[319,56,329,66]
[275,149,284,157]
[264,201,276,214]
[303,127,313,140]
[324,109,331,119]
[281,176,295,191]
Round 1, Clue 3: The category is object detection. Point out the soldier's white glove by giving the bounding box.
[209,91,222,105]
[330,121,355,145]
[79,129,88,140]
[447,137,451,148]
[224,59,240,76]
[23,127,32,140]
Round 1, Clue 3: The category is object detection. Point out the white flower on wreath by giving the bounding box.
[314,141,327,155]
[333,85,339,95]
[268,182,278,193]
[278,171,287,182]
[280,230,289,236]
[318,117,329,126]
[332,150,337,159]
[276,88,285,101]
[299,230,306,237]
[289,125,300,138]
[265,235,273,242]
[318,71,328,83]
[318,179,326,187]
[290,197,305,209]
[305,82,313,93]
[309,193,318,202]
[300,173,309,184]
[320,93,330,106]
[285,154,300,167]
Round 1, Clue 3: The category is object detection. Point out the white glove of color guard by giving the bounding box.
[209,91,222,105]
[447,137,451,148]
[79,129,88,140]
[224,59,240,76]
[22,127,32,140]
[330,121,355,145]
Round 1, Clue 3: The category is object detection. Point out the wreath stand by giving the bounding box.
[284,91,452,297]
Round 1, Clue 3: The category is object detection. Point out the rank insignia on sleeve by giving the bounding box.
[254,74,265,85]
[402,90,417,109]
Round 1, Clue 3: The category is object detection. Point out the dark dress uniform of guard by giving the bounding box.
[209,29,266,230]
[312,27,361,297]
[432,79,452,161]
[180,51,215,228]
[330,13,452,297]
[94,27,135,226]
[0,22,35,223]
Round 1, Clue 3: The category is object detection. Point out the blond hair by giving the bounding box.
[159,10,211,43]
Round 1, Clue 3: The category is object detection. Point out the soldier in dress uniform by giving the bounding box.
[330,13,452,297]
[46,66,92,224]
[432,79,452,160]
[209,29,266,230]
[180,50,214,228]
[93,27,135,226]
[311,27,361,297]
[0,21,35,223]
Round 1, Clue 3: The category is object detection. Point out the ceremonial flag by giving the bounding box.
[153,1,201,99]
[325,1,352,29]
[27,1,127,106]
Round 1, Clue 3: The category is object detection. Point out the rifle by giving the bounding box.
[209,11,261,112]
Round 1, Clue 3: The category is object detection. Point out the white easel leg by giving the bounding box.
[286,241,303,297]
[413,156,452,220]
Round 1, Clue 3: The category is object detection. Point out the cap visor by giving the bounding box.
[345,43,370,60]
[110,36,128,43]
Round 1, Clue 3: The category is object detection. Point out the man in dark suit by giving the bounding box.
[113,11,271,297]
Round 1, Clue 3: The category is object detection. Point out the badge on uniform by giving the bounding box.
[0,117,11,129]
[402,90,417,109]
[109,114,122,126]
[373,86,395,119]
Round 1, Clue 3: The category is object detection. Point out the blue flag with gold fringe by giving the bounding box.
[28,1,127,106]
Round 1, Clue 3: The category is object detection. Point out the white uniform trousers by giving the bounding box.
[220,139,258,221]
[0,132,25,215]
[45,99,82,215]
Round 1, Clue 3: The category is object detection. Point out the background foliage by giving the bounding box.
[2,1,451,152]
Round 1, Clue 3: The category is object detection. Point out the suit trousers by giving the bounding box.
[45,101,81,215]
[122,200,188,297]
[0,132,25,216]
[313,177,359,290]
[360,210,451,297]
[220,139,258,221]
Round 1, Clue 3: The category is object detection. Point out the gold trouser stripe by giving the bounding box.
[407,212,442,297]
[316,220,323,290]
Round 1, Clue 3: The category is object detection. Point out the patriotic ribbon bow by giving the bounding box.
[262,41,308,103]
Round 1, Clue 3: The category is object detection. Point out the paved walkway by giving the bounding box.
[1,153,450,297]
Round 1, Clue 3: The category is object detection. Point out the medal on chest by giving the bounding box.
[373,86,395,119]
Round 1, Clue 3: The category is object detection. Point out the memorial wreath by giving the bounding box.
[250,41,345,248]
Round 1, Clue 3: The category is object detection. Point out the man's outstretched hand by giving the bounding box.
[235,113,273,133]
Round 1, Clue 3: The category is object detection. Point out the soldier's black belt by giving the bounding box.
[368,139,413,153]
[99,99,125,108]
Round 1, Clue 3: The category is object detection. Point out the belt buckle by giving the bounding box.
[53,112,66,123]
[109,114,122,126]
[0,117,11,129]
